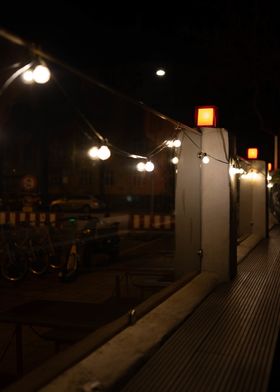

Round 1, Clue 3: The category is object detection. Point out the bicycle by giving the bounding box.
[0,223,52,281]
[0,224,29,281]
[57,215,120,282]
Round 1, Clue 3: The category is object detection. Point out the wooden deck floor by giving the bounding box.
[121,226,280,392]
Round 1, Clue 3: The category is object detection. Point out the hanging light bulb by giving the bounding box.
[171,157,179,165]
[145,161,155,172]
[173,139,181,148]
[165,140,174,148]
[198,152,210,164]
[97,145,111,160]
[21,70,34,84]
[136,162,146,172]
[88,146,99,159]
[32,65,51,84]
[202,155,210,164]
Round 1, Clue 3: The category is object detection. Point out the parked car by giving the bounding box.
[50,195,106,213]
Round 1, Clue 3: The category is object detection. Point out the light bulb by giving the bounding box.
[173,139,181,148]
[136,162,146,172]
[171,157,179,165]
[32,65,51,84]
[97,145,111,160]
[145,161,154,172]
[22,70,34,84]
[202,155,210,164]
[88,146,99,159]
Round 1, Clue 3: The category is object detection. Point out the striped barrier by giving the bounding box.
[0,212,174,231]
[0,212,57,226]
[130,214,175,230]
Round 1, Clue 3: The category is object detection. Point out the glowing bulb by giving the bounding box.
[136,162,146,172]
[267,183,273,188]
[32,65,51,84]
[156,69,165,76]
[202,155,210,164]
[97,145,111,160]
[145,161,155,172]
[22,70,34,84]
[166,140,174,148]
[171,157,179,165]
[88,146,99,159]
[173,139,181,148]
[267,175,272,181]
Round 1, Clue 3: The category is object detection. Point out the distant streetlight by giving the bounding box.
[156,69,166,77]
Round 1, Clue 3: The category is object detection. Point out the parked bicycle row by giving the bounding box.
[0,217,120,283]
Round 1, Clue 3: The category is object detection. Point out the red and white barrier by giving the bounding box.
[130,214,175,230]
[0,212,57,226]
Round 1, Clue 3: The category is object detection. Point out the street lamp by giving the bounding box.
[156,69,166,77]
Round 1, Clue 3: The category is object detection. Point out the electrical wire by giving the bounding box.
[0,61,33,97]
[0,30,237,167]
[51,73,104,142]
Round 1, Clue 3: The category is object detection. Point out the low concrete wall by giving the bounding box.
[40,272,219,392]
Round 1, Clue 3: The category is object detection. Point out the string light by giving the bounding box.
[32,64,51,84]
[21,64,51,84]
[88,146,99,159]
[97,145,111,160]
[88,145,111,161]
[198,152,210,164]
[171,157,179,165]
[136,162,146,172]
[145,161,155,172]
[0,31,267,175]
[21,70,33,84]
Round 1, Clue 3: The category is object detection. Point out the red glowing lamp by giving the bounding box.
[247,148,259,160]
[195,105,218,127]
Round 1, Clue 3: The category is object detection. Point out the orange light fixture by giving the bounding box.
[195,106,217,127]
[268,162,272,171]
[247,148,259,159]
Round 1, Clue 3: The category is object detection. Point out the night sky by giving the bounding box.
[1,1,280,163]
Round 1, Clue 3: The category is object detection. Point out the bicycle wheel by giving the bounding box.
[1,250,28,282]
[29,250,49,275]
[49,247,68,269]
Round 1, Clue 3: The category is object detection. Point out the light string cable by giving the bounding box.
[237,155,266,177]
[51,72,105,143]
[0,61,33,97]
[0,29,233,165]
[50,63,172,160]
[181,127,229,164]
[0,29,224,164]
